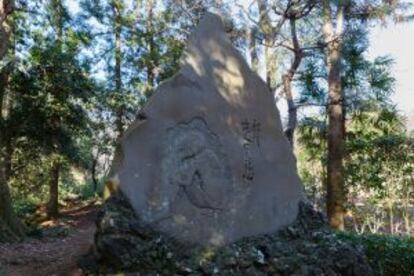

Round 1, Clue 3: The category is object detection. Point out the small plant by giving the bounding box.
[336,232,414,276]
[13,198,39,219]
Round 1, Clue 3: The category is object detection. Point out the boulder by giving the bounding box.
[81,12,373,275]
[108,11,302,247]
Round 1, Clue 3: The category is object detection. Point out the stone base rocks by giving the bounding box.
[79,191,373,276]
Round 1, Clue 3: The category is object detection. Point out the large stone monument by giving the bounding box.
[82,13,373,275]
[109,12,302,247]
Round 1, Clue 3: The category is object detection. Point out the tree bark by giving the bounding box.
[323,0,346,230]
[45,0,64,220]
[0,136,25,239]
[145,0,157,96]
[47,159,61,219]
[0,0,13,60]
[0,2,25,237]
[248,27,259,73]
[282,18,302,148]
[113,1,124,139]
[91,157,98,192]
[283,73,297,147]
[257,0,278,93]
[51,0,63,44]
[388,200,394,234]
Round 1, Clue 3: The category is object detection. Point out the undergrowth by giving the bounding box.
[336,232,414,276]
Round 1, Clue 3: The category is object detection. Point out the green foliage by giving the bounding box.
[77,180,105,200]
[79,0,187,131]
[337,232,414,276]
[1,0,100,221]
[13,198,39,219]
[296,21,413,235]
[0,0,411,247]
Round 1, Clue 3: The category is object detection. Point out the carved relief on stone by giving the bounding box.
[113,13,303,246]
[160,117,233,216]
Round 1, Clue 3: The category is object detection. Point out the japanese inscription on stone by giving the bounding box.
[109,13,303,246]
[241,119,260,183]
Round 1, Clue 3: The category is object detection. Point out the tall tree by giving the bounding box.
[240,0,316,144]
[112,0,125,138]
[322,0,347,230]
[79,0,129,140]
[0,0,26,240]
[143,0,156,96]
[248,26,259,73]
[280,1,316,146]
[281,17,300,147]
[0,0,13,59]
[46,0,68,218]
[320,0,410,230]
[6,0,96,218]
[257,0,283,93]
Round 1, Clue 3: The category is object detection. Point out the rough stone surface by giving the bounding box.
[80,191,373,275]
[109,12,303,246]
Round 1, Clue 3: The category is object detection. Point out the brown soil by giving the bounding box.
[0,204,97,276]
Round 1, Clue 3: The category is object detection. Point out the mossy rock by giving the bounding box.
[79,192,373,275]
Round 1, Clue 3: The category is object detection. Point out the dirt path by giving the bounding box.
[0,204,97,276]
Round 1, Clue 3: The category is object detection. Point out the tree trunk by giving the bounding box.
[323,0,346,230]
[113,1,124,139]
[0,4,25,236]
[44,0,64,221]
[282,18,302,148]
[47,160,61,219]
[0,134,25,239]
[0,180,24,241]
[257,0,278,93]
[91,157,98,193]
[51,0,63,45]
[264,41,277,92]
[326,41,346,230]
[248,27,259,73]
[145,0,156,96]
[388,200,394,234]
[403,211,411,234]
[283,73,297,147]
[0,0,13,60]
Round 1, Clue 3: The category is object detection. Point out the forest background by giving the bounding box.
[0,2,413,271]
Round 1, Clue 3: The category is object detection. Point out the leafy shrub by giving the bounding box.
[336,232,414,276]
[78,180,105,200]
[13,198,39,218]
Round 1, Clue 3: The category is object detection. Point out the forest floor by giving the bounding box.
[0,203,97,276]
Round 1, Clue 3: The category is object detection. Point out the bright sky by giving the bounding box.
[369,18,414,116]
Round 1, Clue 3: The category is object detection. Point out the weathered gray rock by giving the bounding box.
[109,12,303,247]
[82,13,374,274]
[80,191,373,275]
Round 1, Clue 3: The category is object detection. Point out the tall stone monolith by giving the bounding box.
[81,13,373,275]
[108,12,303,247]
